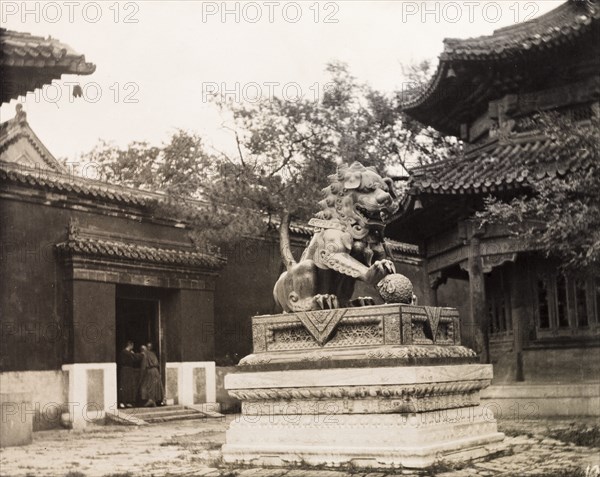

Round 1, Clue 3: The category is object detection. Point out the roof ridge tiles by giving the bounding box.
[57,233,227,270]
[409,134,585,196]
[0,161,164,206]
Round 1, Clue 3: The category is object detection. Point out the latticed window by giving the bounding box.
[556,274,569,328]
[596,279,600,322]
[537,279,551,329]
[575,278,589,327]
[535,273,599,336]
[486,268,512,336]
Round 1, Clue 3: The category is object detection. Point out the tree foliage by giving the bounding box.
[81,132,211,197]
[477,113,600,271]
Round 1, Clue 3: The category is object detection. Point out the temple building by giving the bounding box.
[388,0,599,415]
[0,30,227,429]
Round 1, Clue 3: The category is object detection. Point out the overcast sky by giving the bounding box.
[1,1,560,164]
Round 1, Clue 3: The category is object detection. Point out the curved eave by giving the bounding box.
[401,62,460,136]
[1,28,96,102]
[401,0,600,135]
[0,56,96,74]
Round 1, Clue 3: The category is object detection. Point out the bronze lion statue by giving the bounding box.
[274,162,400,312]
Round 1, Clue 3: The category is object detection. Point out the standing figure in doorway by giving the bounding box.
[118,340,140,408]
[138,342,165,407]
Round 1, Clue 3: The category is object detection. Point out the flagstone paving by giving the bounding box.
[0,416,598,477]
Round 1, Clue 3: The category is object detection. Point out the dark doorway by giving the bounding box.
[116,295,162,406]
[116,297,159,354]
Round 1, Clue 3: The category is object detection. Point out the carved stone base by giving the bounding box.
[223,364,505,469]
[224,305,504,468]
[223,408,505,468]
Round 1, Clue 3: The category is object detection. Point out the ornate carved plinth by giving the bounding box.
[241,304,475,366]
[222,305,505,469]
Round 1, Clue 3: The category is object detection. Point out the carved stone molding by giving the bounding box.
[365,345,475,360]
[229,379,491,403]
[251,324,267,353]
[295,309,348,345]
[241,392,481,415]
[238,344,476,366]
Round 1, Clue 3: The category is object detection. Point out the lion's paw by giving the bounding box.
[364,259,396,285]
[313,294,339,310]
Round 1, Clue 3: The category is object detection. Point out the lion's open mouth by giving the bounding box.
[356,204,389,224]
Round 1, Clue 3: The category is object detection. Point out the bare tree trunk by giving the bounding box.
[279,210,296,271]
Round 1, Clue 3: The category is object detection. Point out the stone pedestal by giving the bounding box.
[165,361,217,406]
[61,362,117,429]
[0,393,33,447]
[222,304,505,469]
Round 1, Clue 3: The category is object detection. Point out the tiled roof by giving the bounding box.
[0,161,323,239]
[384,239,420,256]
[0,160,161,207]
[0,160,328,239]
[266,216,314,236]
[0,105,65,172]
[57,235,226,271]
[441,0,599,61]
[1,28,96,72]
[401,1,600,135]
[1,28,96,102]
[288,222,314,236]
[408,136,593,195]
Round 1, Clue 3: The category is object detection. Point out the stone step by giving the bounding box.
[119,405,186,416]
[124,408,201,420]
[128,404,187,413]
[186,404,224,419]
[108,405,223,425]
[142,411,210,424]
[105,410,147,426]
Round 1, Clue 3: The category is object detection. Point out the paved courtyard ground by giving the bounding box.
[1,415,599,477]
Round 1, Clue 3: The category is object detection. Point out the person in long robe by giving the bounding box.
[118,340,140,408]
[138,343,165,407]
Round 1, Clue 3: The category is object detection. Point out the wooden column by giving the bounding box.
[467,236,489,363]
[509,260,528,381]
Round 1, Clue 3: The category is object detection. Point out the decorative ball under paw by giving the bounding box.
[376,273,414,304]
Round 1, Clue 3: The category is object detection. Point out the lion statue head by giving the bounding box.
[315,162,399,240]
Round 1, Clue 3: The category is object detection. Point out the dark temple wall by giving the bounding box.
[1,198,71,371]
[0,195,218,371]
[214,237,295,362]
[71,281,116,363]
[179,289,215,362]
